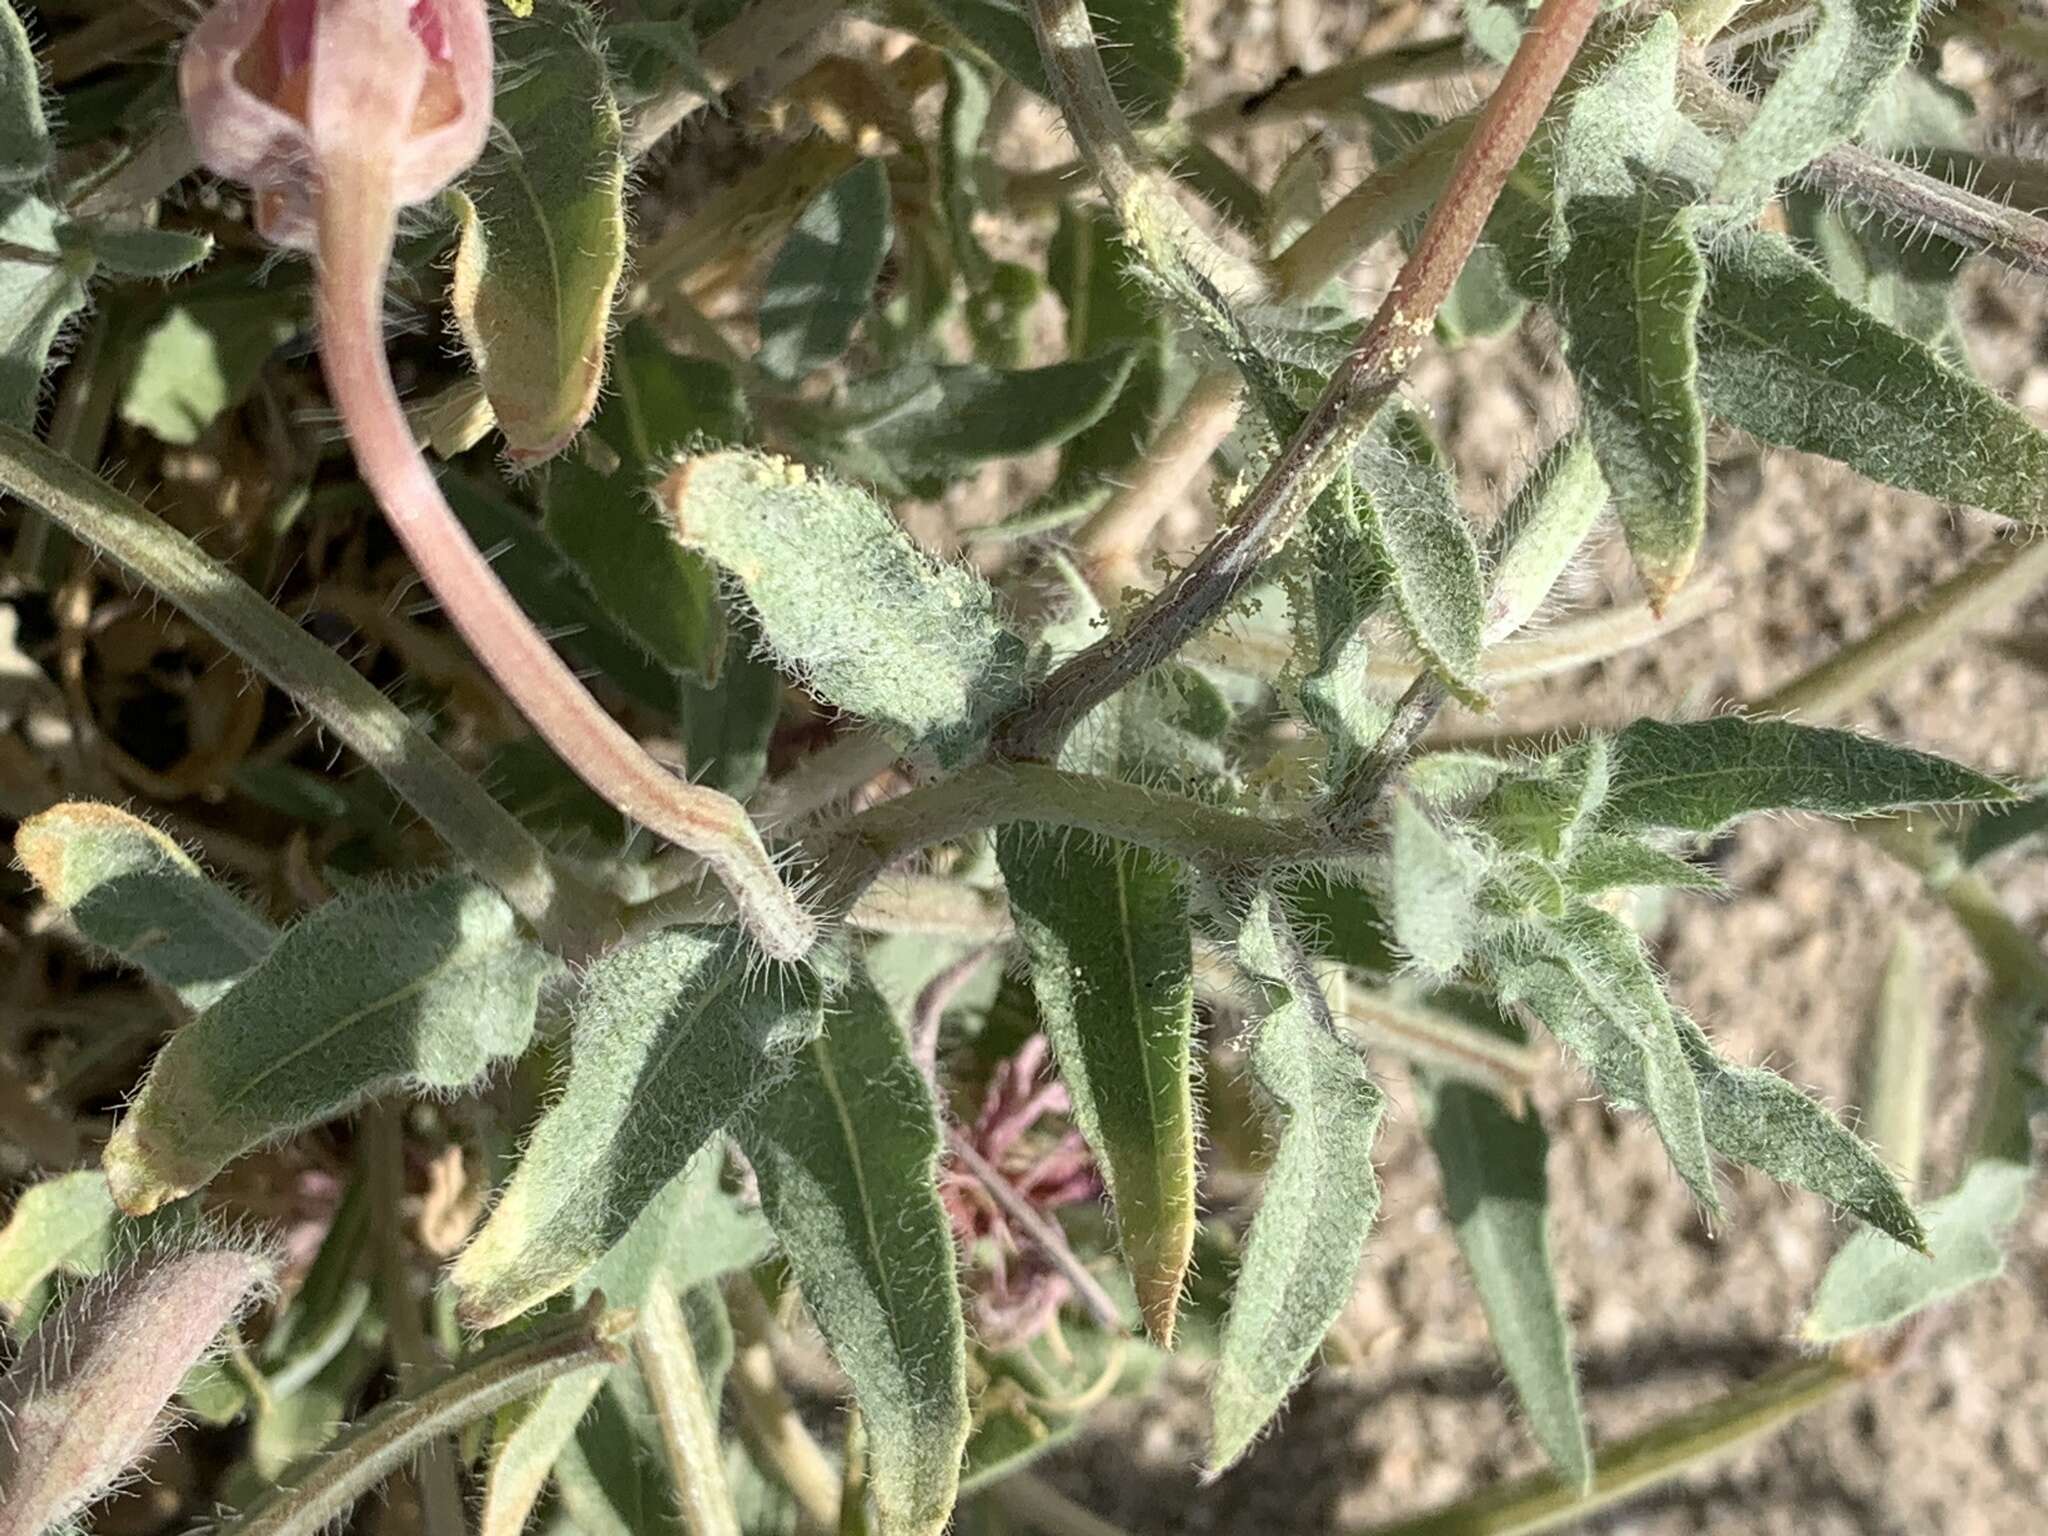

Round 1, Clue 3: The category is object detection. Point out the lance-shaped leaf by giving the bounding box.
[921,0,1187,124]
[736,981,968,1536]
[1387,794,1484,981]
[1697,228,2048,523]
[759,158,893,382]
[1211,893,1385,1472]
[1804,1157,2026,1341]
[15,802,277,1011]
[1354,411,1487,707]
[1713,0,1925,218]
[1598,716,2015,837]
[449,0,627,463]
[659,448,1028,768]
[0,190,90,428]
[1676,1008,1923,1249]
[1419,1064,1589,1489]
[1498,903,1716,1207]
[998,828,1198,1344]
[1557,207,1706,603]
[0,0,49,185]
[1548,17,1707,602]
[453,928,820,1329]
[1482,434,1609,645]
[104,876,547,1215]
[481,1147,769,1536]
[1561,834,1724,896]
[832,351,1139,499]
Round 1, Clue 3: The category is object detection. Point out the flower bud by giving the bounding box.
[179,0,493,249]
[0,1245,273,1536]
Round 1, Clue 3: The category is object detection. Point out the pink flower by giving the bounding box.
[179,0,492,249]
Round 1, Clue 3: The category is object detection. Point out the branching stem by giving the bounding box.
[993,0,1602,761]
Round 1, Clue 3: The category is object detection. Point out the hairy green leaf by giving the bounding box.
[1562,834,1724,896]
[1675,1008,1923,1249]
[999,828,1198,1344]
[1475,739,1611,864]
[759,158,893,383]
[0,0,49,186]
[681,628,783,801]
[452,928,820,1328]
[1355,411,1487,705]
[450,0,627,463]
[594,319,752,463]
[1713,0,1925,218]
[15,803,277,1012]
[660,448,1028,767]
[104,876,546,1215]
[737,981,967,1536]
[544,460,724,684]
[1499,903,1716,1206]
[1212,893,1385,1472]
[1420,1068,1589,1489]
[923,0,1187,123]
[1804,1157,2025,1341]
[1482,434,1609,645]
[81,226,212,281]
[1599,716,2015,836]
[1697,228,2048,523]
[1388,794,1484,980]
[1558,207,1705,602]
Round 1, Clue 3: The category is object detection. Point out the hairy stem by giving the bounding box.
[215,1299,631,1536]
[636,1288,744,1536]
[0,423,597,941]
[803,761,1338,915]
[993,0,1602,761]
[1359,1355,1866,1536]
[1319,671,1450,834]
[315,151,815,960]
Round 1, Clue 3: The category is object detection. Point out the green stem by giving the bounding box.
[0,421,597,945]
[987,1473,1137,1536]
[1755,536,2048,720]
[1358,1355,1862,1536]
[804,761,1338,914]
[636,1288,744,1536]
[994,0,1602,762]
[215,1298,632,1536]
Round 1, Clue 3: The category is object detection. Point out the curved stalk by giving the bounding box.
[314,148,815,960]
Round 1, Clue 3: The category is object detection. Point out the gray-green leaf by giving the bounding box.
[104,875,546,1215]
[660,448,1028,767]
[1212,892,1385,1472]
[736,980,968,1536]
[450,0,627,463]
[1697,227,2048,523]
[0,0,49,185]
[1713,0,1925,218]
[999,828,1198,1344]
[1804,1157,2025,1341]
[1387,794,1484,980]
[15,802,277,1012]
[452,928,820,1328]
[1420,1068,1589,1489]
[758,158,893,383]
[1599,716,2015,836]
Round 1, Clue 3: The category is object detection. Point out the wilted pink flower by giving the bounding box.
[179,0,492,249]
